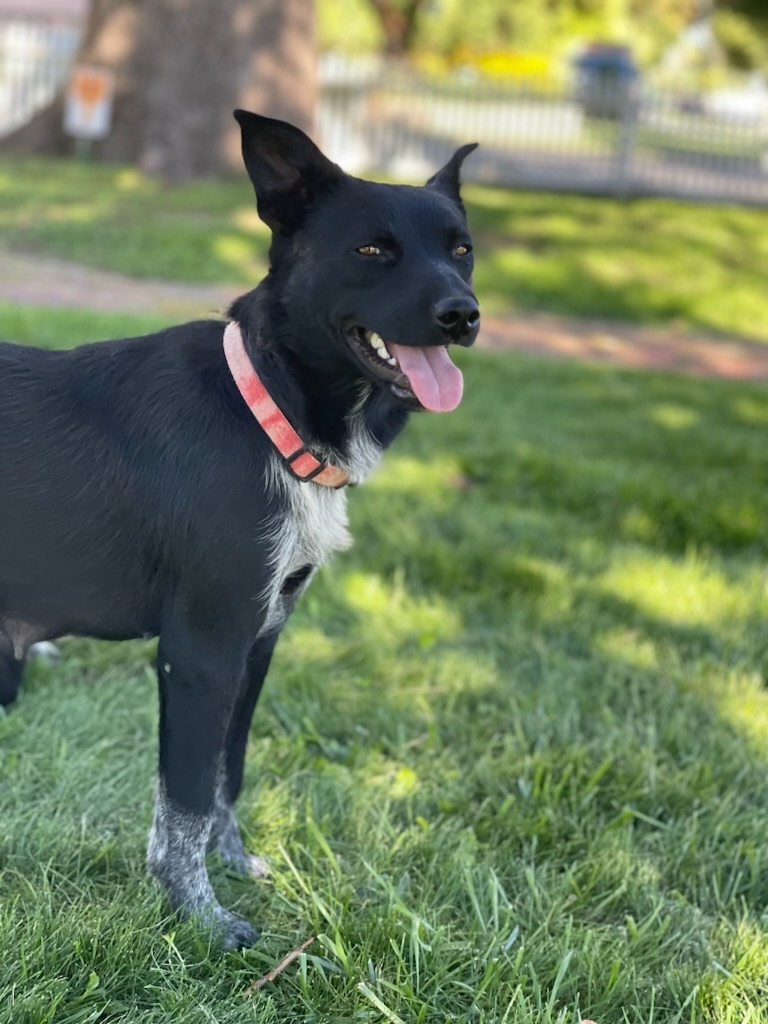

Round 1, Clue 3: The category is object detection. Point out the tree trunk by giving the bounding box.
[1,0,316,180]
[367,0,425,57]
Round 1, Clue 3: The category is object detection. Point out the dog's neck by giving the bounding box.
[229,284,410,478]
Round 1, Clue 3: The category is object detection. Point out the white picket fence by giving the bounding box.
[0,17,79,134]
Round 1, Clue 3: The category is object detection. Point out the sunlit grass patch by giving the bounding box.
[647,402,700,430]
[596,551,768,633]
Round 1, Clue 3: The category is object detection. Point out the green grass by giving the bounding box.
[0,302,173,349]
[466,186,768,342]
[1,156,767,341]
[1,308,768,1022]
[0,160,270,284]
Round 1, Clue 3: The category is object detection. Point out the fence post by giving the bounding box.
[614,90,639,199]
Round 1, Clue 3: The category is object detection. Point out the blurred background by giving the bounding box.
[0,0,767,201]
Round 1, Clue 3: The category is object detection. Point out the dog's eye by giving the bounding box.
[454,244,472,257]
[356,244,382,257]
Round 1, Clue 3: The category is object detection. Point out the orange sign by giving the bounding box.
[63,65,115,140]
[72,69,108,107]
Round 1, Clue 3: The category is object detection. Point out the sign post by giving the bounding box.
[63,65,115,157]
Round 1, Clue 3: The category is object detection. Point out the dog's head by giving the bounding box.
[234,110,479,413]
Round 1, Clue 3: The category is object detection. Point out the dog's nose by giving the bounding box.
[434,297,480,345]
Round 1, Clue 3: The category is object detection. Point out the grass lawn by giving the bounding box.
[0,301,172,350]
[0,156,767,342]
[1,308,768,1023]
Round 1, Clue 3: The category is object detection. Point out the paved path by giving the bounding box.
[0,251,236,319]
[481,313,768,381]
[2,251,768,381]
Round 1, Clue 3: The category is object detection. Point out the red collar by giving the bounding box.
[223,321,350,489]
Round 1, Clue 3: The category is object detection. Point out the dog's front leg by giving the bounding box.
[147,612,260,950]
[207,631,279,878]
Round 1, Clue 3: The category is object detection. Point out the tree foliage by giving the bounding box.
[321,0,766,68]
[716,0,768,71]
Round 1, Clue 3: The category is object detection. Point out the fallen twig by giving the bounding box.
[244,936,316,995]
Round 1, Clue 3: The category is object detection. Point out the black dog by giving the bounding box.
[0,112,479,949]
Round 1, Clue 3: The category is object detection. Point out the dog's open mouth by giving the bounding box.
[346,328,463,412]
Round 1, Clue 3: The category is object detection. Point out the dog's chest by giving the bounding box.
[260,473,352,636]
[258,404,383,637]
[279,478,352,572]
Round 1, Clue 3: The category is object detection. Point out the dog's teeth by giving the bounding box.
[367,331,390,359]
[362,329,397,366]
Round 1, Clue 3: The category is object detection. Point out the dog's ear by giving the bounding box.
[234,110,345,234]
[425,143,478,204]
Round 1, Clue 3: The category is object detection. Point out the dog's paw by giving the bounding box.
[244,853,271,880]
[217,909,260,951]
[192,902,259,950]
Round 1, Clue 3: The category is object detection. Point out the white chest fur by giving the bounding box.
[258,391,383,637]
[274,469,353,576]
[258,473,350,637]
[257,480,352,639]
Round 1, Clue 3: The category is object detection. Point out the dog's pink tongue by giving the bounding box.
[387,343,463,412]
